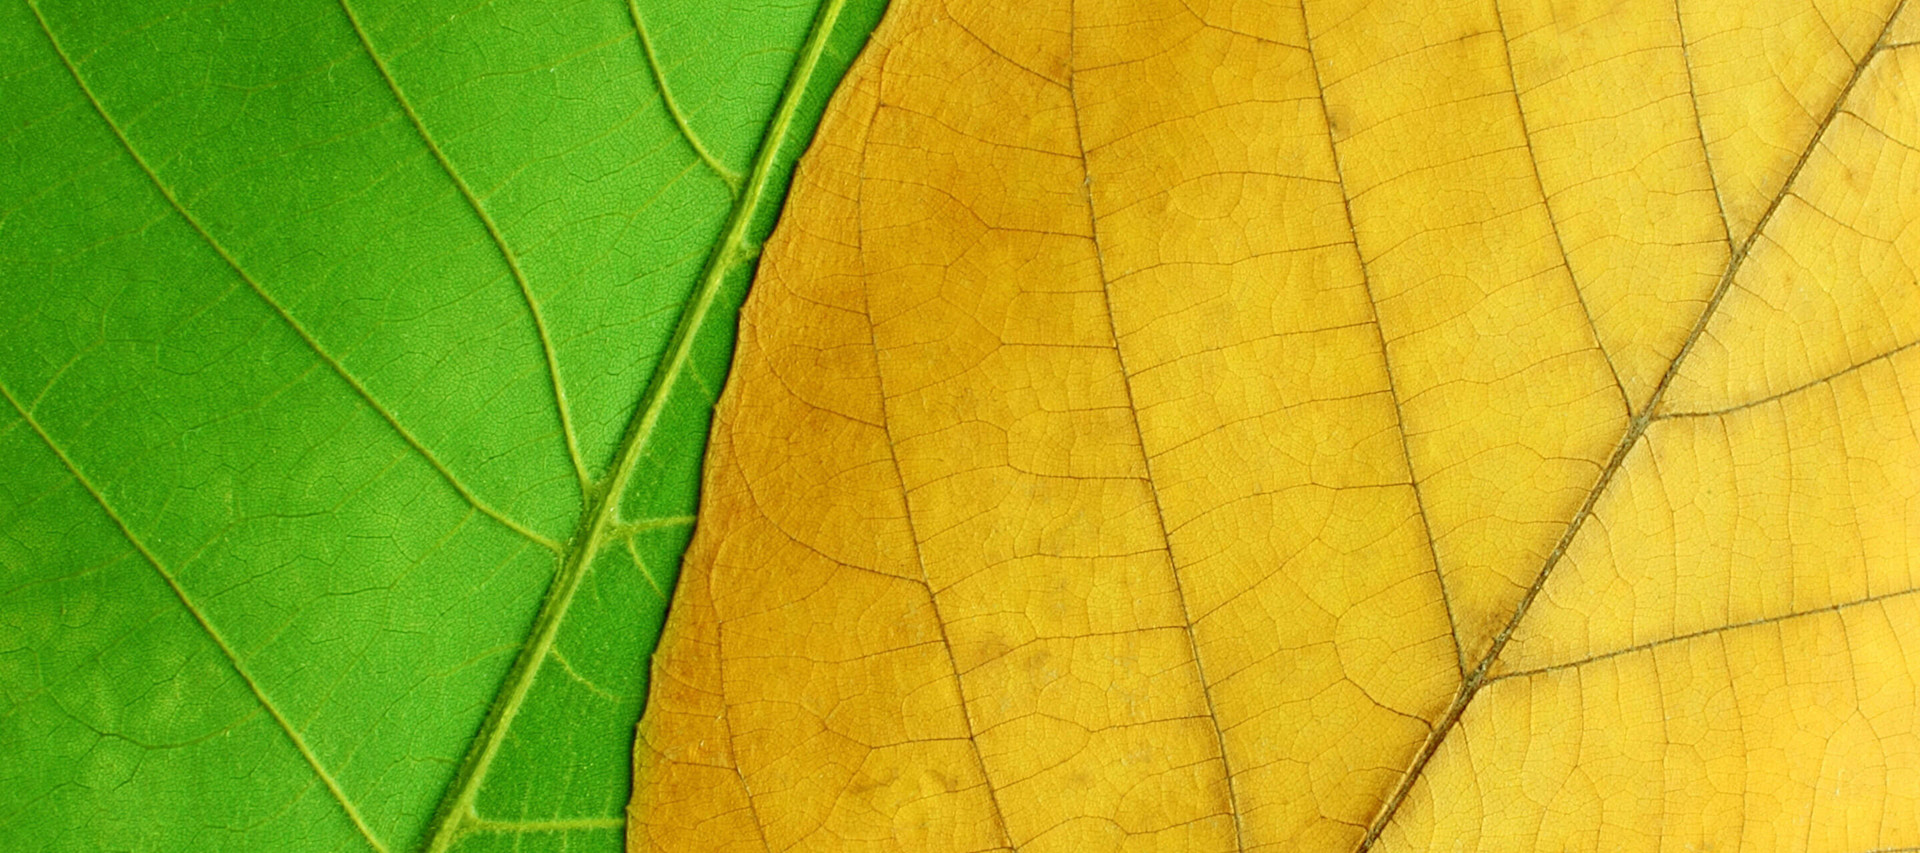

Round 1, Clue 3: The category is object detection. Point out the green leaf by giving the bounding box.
[0,0,885,849]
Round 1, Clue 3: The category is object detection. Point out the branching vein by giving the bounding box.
[420,0,863,847]
[0,377,389,853]
[629,0,746,192]
[336,0,592,495]
[1354,5,1912,848]
[25,0,562,555]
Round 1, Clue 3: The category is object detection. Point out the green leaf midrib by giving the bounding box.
[420,0,869,848]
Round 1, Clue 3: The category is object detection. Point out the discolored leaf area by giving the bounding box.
[630,0,1920,849]
[0,0,883,850]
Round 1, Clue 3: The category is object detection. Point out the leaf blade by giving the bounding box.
[630,0,1920,849]
[0,0,883,849]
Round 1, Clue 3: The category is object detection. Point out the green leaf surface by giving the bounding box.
[0,0,885,849]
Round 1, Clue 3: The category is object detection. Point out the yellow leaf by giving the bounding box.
[628,0,1920,849]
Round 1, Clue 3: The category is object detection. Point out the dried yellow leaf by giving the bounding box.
[629,0,1920,850]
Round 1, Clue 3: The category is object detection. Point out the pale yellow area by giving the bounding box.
[629,0,1920,850]
[1501,0,1731,407]
[1681,0,1893,240]
[1667,48,1920,414]
[1386,600,1920,852]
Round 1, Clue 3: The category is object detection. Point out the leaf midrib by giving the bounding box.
[1352,3,1913,848]
[420,0,860,848]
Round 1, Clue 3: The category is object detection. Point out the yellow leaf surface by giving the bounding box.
[628,0,1920,849]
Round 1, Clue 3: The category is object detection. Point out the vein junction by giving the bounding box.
[629,0,1920,850]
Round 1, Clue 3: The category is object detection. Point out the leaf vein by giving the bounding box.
[421,0,872,846]
[1663,336,1920,419]
[465,816,625,833]
[1296,0,1467,679]
[335,0,592,495]
[1354,5,1912,846]
[1491,583,1920,683]
[1490,0,1632,413]
[0,378,390,853]
[1059,6,1247,848]
[628,0,746,192]
[23,0,562,555]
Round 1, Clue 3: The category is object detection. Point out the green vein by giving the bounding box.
[628,0,745,193]
[0,380,389,853]
[549,647,622,703]
[465,817,624,833]
[622,535,668,598]
[609,513,695,540]
[420,0,861,846]
[23,0,563,556]
[336,0,592,495]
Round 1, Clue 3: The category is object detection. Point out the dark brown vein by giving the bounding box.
[710,619,779,853]
[1353,4,1911,848]
[1663,337,1920,419]
[1491,584,1920,683]
[1672,0,1739,252]
[1063,4,1247,849]
[1296,0,1468,680]
[1489,0,1633,415]
[859,79,1018,851]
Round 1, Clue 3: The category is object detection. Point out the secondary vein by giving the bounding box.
[24,0,561,555]
[1353,5,1911,848]
[0,378,389,853]
[1061,2,1246,847]
[335,0,593,495]
[629,0,746,192]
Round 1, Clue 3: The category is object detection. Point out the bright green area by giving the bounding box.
[0,0,887,849]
